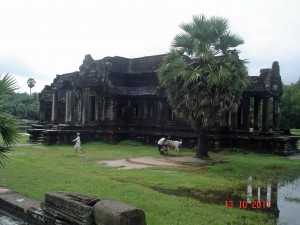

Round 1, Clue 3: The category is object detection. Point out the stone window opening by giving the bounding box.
[58,108,65,118]
[167,108,176,121]
[133,105,140,118]
[145,104,154,118]
[89,96,96,121]
[118,104,126,118]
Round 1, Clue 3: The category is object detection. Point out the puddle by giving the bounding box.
[151,176,300,224]
[277,177,300,225]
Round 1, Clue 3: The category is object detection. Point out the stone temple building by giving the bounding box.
[28,54,299,154]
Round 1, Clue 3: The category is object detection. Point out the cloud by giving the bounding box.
[0,55,36,76]
[1,0,300,93]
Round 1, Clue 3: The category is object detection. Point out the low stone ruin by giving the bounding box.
[0,187,146,225]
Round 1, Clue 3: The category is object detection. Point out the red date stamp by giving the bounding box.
[225,200,271,209]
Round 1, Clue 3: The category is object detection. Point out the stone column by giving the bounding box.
[230,111,237,129]
[253,97,261,131]
[273,96,280,131]
[51,90,58,124]
[82,88,90,125]
[101,98,106,121]
[220,113,228,128]
[76,91,82,124]
[262,96,270,132]
[108,100,115,121]
[242,96,250,130]
[65,91,75,124]
[39,103,46,122]
[237,105,242,130]
[95,95,99,121]
[157,100,162,124]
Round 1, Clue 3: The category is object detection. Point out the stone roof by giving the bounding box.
[42,54,282,100]
[245,76,265,92]
[114,86,158,96]
[244,62,282,95]
[103,54,165,74]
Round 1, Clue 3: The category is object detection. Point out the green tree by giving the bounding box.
[27,78,36,95]
[158,15,249,158]
[0,73,19,167]
[1,92,40,120]
[281,81,300,129]
[16,103,27,118]
[27,100,39,120]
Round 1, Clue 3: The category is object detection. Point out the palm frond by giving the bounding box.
[0,114,20,147]
[0,146,9,168]
[0,73,19,95]
[158,14,248,130]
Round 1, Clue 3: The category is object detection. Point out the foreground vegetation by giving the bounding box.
[0,136,300,225]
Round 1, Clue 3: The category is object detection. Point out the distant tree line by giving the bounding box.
[1,92,39,120]
[281,80,300,130]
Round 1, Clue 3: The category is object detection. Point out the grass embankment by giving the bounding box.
[0,136,300,224]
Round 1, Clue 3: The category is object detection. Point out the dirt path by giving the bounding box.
[97,156,206,169]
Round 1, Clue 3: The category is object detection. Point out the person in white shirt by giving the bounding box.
[157,137,167,153]
[72,133,85,153]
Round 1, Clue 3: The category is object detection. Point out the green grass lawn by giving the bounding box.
[290,129,300,149]
[1,137,300,224]
[290,129,300,136]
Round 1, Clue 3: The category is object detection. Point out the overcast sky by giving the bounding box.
[1,0,300,93]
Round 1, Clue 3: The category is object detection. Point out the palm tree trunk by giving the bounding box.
[196,128,209,158]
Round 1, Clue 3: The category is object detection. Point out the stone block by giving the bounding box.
[41,192,100,225]
[0,190,41,221]
[93,200,146,225]
[27,207,70,225]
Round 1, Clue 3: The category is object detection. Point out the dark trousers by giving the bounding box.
[158,144,162,151]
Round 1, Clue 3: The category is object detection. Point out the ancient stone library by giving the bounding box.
[28,54,299,154]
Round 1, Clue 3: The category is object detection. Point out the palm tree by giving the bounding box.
[27,78,36,95]
[0,73,19,167]
[157,15,249,158]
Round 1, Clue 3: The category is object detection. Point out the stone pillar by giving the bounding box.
[108,100,115,121]
[101,98,106,121]
[230,111,237,129]
[253,97,261,131]
[39,103,46,122]
[51,90,58,124]
[262,96,270,132]
[65,91,75,124]
[157,100,162,124]
[95,95,99,121]
[242,96,250,130]
[82,88,90,125]
[273,96,280,131]
[237,105,242,130]
[220,113,227,127]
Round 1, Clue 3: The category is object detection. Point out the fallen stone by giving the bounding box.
[41,192,101,225]
[93,200,146,225]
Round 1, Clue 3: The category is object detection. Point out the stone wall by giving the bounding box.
[0,186,146,225]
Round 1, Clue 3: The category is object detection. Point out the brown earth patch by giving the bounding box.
[97,156,207,170]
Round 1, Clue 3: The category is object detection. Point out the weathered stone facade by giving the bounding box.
[28,54,299,154]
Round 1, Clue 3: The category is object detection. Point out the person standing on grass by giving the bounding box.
[157,136,168,154]
[72,133,85,153]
